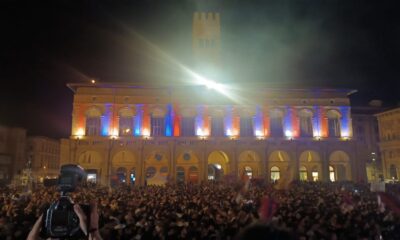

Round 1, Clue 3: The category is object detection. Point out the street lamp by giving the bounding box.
[371,152,377,181]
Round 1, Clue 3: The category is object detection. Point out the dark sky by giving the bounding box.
[1,0,399,139]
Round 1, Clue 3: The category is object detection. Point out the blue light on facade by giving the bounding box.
[339,106,350,137]
[101,104,112,136]
[195,105,204,136]
[225,106,233,136]
[134,104,143,136]
[254,106,263,136]
[283,106,292,137]
[165,104,173,136]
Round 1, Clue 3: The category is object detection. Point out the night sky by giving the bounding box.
[1,0,399,139]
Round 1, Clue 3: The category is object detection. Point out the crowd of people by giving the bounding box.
[1,180,400,239]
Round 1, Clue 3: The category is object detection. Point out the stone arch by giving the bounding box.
[145,150,168,164]
[118,107,135,136]
[329,150,351,181]
[150,106,166,117]
[237,106,256,118]
[298,108,314,117]
[112,151,136,167]
[85,106,102,136]
[270,166,281,181]
[207,150,229,180]
[298,109,314,137]
[269,109,284,137]
[299,150,322,181]
[326,109,342,118]
[176,151,200,183]
[238,150,261,178]
[327,109,341,137]
[119,107,134,117]
[111,151,136,184]
[78,151,102,183]
[78,150,102,169]
[268,150,293,180]
[144,149,171,185]
[269,108,285,118]
[188,166,199,183]
[85,106,102,117]
[177,151,200,165]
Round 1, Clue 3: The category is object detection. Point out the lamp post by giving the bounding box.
[372,152,377,181]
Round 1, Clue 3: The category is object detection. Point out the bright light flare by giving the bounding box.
[142,129,150,137]
[285,130,293,138]
[75,128,85,138]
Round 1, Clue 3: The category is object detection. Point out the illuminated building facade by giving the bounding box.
[59,83,367,185]
[27,136,60,183]
[60,12,368,185]
[376,107,400,180]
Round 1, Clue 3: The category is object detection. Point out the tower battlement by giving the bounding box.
[192,11,221,67]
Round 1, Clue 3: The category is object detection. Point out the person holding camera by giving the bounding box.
[27,200,102,240]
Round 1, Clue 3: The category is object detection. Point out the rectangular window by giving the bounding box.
[328,118,340,137]
[240,117,254,137]
[300,117,313,137]
[119,117,134,136]
[86,117,101,136]
[151,117,165,137]
[181,117,195,137]
[270,117,283,137]
[211,117,224,137]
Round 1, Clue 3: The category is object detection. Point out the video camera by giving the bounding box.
[41,164,89,239]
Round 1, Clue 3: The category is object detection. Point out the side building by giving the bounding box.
[375,107,400,181]
[60,83,367,186]
[27,136,60,183]
[351,101,384,182]
[0,125,27,185]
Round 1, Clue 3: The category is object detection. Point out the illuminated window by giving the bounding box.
[240,117,254,137]
[119,117,133,136]
[130,168,136,185]
[151,117,165,137]
[270,109,283,137]
[86,117,101,136]
[176,166,185,183]
[312,167,319,181]
[85,107,102,136]
[116,167,127,183]
[299,109,313,137]
[329,166,335,182]
[244,166,253,179]
[189,166,199,183]
[181,117,195,136]
[390,164,398,179]
[208,164,222,180]
[327,110,341,137]
[146,167,156,179]
[211,117,224,137]
[299,166,308,181]
[270,166,280,181]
